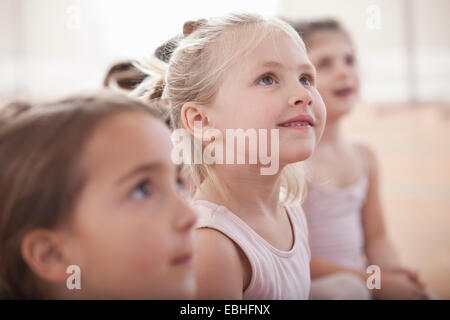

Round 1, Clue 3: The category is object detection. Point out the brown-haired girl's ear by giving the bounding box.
[21,230,69,285]
[181,102,211,140]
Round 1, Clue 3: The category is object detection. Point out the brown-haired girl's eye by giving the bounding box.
[130,180,152,200]
[176,176,185,193]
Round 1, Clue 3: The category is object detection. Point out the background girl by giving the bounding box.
[291,18,430,299]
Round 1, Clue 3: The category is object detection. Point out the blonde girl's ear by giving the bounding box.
[181,102,211,140]
[21,229,69,285]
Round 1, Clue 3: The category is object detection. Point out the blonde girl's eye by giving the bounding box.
[257,73,277,86]
[299,74,313,86]
[130,180,152,200]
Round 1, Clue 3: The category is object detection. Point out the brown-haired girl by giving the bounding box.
[0,92,196,299]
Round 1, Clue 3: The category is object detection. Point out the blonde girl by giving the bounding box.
[134,12,326,299]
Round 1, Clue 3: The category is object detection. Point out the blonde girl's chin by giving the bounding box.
[281,144,315,164]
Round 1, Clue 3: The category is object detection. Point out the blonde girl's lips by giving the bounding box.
[278,121,312,130]
[277,113,314,130]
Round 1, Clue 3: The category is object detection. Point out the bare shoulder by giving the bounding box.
[195,227,247,299]
[196,227,243,263]
[352,141,379,175]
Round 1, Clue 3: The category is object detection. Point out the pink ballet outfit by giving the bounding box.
[192,200,311,300]
[303,174,369,270]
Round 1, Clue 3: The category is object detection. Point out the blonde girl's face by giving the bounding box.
[208,30,326,166]
[62,112,196,299]
[307,30,360,121]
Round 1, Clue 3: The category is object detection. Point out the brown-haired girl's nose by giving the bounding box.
[173,200,197,232]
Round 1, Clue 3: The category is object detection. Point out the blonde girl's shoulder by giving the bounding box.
[195,227,249,299]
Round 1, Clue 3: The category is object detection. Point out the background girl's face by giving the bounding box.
[307,31,360,122]
[207,29,326,167]
[61,112,196,299]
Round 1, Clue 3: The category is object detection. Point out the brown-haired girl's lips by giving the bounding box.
[172,253,193,266]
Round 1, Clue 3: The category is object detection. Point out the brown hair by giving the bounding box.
[287,18,352,49]
[0,92,159,299]
[103,61,147,91]
[154,35,182,64]
[103,36,182,92]
[0,101,32,125]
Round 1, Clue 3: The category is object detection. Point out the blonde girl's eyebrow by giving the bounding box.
[298,63,316,74]
[258,61,284,69]
[256,61,316,74]
[117,163,161,185]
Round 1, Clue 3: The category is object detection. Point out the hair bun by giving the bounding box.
[183,19,207,37]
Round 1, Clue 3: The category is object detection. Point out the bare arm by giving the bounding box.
[310,254,429,299]
[360,144,401,270]
[359,145,431,299]
[310,256,367,280]
[195,228,249,299]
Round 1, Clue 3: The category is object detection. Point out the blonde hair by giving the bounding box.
[133,12,306,204]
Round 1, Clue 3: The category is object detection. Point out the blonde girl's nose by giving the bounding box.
[288,89,312,108]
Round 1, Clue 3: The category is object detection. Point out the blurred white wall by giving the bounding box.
[0,0,280,99]
[279,0,450,103]
[1,0,449,103]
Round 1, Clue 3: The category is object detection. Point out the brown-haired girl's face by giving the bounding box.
[58,111,196,299]
[307,30,360,121]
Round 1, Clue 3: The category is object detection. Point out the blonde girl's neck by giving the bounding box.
[194,164,284,219]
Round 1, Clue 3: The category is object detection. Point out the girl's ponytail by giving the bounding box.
[131,57,171,127]
[132,57,167,101]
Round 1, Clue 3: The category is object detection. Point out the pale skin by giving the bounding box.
[182,29,326,299]
[21,111,197,299]
[305,30,429,299]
